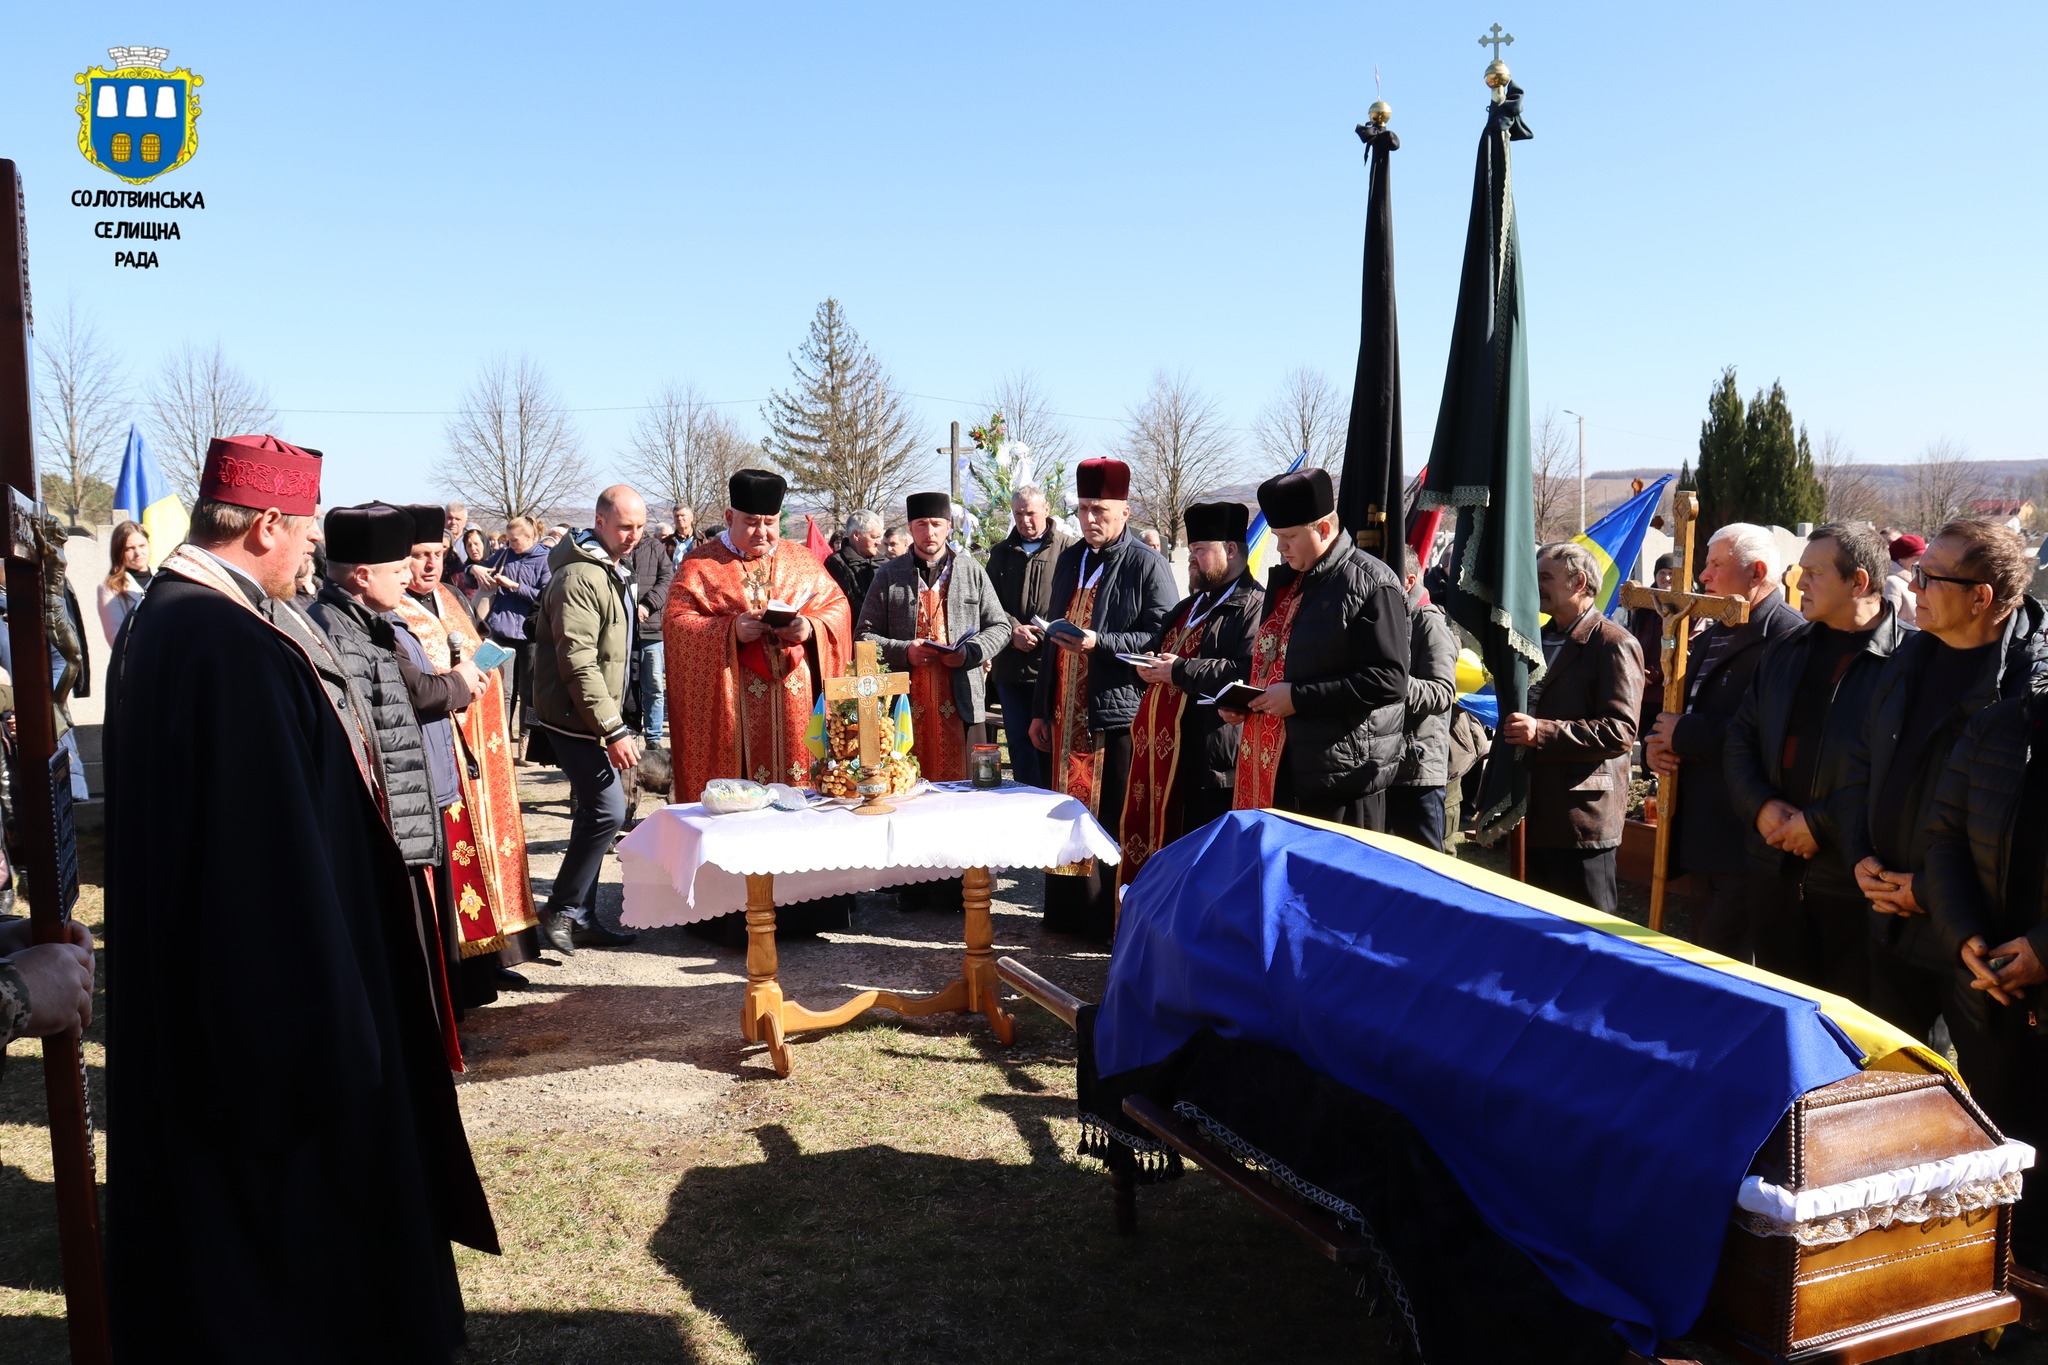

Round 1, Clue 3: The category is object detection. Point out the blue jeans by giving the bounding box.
[546,732,628,927]
[638,640,665,744]
[996,680,1045,788]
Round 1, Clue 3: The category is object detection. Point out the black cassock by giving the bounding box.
[104,569,498,1363]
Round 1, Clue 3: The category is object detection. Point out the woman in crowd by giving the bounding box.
[466,514,552,745]
[97,520,150,645]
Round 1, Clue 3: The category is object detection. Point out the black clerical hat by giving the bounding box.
[905,491,951,522]
[1182,500,1249,545]
[325,502,415,564]
[1255,468,1335,530]
[728,468,786,516]
[402,504,447,548]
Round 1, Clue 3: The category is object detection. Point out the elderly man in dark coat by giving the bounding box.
[1645,522,1803,960]
[984,484,1072,787]
[1499,541,1644,912]
[1222,467,1410,830]
[104,437,497,1362]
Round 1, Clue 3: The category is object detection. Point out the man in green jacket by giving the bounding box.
[531,484,648,952]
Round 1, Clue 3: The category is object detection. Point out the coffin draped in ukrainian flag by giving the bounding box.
[1087,811,1951,1355]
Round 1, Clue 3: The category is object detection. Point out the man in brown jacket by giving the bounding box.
[1499,541,1644,911]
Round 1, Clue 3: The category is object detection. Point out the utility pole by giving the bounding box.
[1563,408,1586,531]
[939,421,970,514]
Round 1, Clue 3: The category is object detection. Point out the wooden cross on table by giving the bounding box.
[820,640,911,812]
[1616,491,1750,933]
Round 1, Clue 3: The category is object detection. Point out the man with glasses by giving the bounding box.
[1838,518,2048,1039]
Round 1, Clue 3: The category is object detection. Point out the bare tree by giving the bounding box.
[147,342,277,502]
[1813,430,1888,525]
[980,370,1078,474]
[436,355,593,523]
[1902,438,1988,534]
[762,298,922,524]
[1120,371,1239,551]
[35,298,128,524]
[1251,366,1347,472]
[618,382,761,527]
[1531,407,1576,542]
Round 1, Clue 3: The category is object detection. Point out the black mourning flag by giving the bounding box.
[1335,122,1403,566]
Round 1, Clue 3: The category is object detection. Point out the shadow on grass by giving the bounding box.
[645,1103,1392,1365]
[458,1309,700,1364]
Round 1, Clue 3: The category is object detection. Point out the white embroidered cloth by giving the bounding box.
[617,782,1118,927]
[1736,1139,2035,1226]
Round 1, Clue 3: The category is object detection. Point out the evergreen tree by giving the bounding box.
[1743,380,1825,529]
[761,299,921,524]
[1693,367,1746,538]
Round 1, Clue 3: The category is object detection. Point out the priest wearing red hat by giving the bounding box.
[1028,456,1178,937]
[103,436,498,1359]
[1222,466,1411,830]
[1120,499,1265,886]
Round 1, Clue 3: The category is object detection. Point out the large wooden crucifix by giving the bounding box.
[1,158,110,1363]
[1617,492,1750,933]
[821,640,910,814]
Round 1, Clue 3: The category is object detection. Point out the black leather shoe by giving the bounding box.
[494,968,529,989]
[571,920,638,949]
[543,913,577,955]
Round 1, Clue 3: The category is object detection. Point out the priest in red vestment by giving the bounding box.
[1028,457,1178,938]
[1120,500,1264,886]
[666,469,853,799]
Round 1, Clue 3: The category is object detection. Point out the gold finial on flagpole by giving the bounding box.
[1366,100,1392,128]
[1479,23,1514,102]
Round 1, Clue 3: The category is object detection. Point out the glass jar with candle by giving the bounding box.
[970,744,1003,789]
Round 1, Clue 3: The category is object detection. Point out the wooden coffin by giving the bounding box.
[1701,1069,2022,1364]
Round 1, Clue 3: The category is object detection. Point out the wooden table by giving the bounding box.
[739,865,1014,1076]
[615,782,1118,1077]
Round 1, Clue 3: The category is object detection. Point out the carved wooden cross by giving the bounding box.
[821,639,910,770]
[1617,491,1750,933]
[1478,23,1515,60]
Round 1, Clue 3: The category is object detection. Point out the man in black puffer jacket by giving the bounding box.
[309,503,447,868]
[1222,467,1409,829]
[1836,519,2048,1042]
[1921,691,2048,1281]
[1725,523,1906,1004]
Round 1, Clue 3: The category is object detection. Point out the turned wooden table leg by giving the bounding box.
[742,872,792,1075]
[961,866,1016,1043]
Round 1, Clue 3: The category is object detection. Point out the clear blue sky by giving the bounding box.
[4,2,2041,510]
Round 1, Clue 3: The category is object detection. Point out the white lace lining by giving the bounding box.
[1737,1139,2034,1226]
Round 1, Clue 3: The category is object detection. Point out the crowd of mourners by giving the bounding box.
[0,429,2042,1354]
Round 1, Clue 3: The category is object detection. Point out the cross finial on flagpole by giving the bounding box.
[1478,23,1515,61]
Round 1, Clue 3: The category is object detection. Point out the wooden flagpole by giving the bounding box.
[0,157,112,1365]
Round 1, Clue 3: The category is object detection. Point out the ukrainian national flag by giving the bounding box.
[1570,474,1674,616]
[1244,450,1308,580]
[112,424,187,568]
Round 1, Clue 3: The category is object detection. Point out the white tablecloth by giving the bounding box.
[617,782,1120,928]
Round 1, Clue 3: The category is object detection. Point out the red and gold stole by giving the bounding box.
[1116,598,1213,887]
[908,560,970,781]
[1050,578,1101,813]
[393,587,540,957]
[666,538,852,798]
[1233,581,1305,810]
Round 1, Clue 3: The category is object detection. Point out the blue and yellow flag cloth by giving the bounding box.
[112,424,187,567]
[805,692,917,762]
[1572,474,1673,616]
[1243,450,1307,581]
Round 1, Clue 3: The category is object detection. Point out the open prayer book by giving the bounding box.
[760,588,813,628]
[1031,614,1086,643]
[1199,681,1266,708]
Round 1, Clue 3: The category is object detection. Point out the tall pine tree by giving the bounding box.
[761,299,922,524]
[1743,380,1826,530]
[1693,367,1746,538]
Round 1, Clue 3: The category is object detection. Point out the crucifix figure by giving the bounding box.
[1617,492,1749,932]
[821,639,911,813]
[1478,23,1515,60]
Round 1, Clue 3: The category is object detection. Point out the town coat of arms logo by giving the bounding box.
[75,46,203,185]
